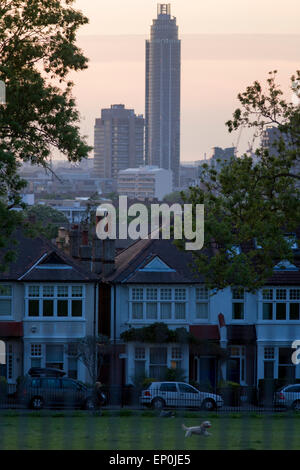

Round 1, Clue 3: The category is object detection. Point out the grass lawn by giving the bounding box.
[0,411,299,450]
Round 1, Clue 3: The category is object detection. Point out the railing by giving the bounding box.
[1,385,299,411]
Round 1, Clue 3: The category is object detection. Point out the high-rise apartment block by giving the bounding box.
[145,4,181,188]
[94,105,144,179]
[117,166,173,200]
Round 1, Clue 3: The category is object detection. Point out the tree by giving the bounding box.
[75,335,109,384]
[180,71,300,292]
[0,0,92,268]
[163,191,185,204]
[25,204,69,239]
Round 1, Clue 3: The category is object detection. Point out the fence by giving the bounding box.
[0,383,299,411]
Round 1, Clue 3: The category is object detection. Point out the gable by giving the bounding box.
[139,256,176,273]
[36,252,72,270]
[274,260,299,272]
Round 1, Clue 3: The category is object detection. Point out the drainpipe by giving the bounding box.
[93,282,98,338]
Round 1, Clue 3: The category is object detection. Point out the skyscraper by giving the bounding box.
[145,4,181,188]
[94,104,144,180]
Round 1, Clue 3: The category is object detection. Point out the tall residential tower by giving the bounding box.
[145,4,181,188]
[94,104,144,180]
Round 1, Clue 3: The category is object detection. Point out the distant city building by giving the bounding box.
[117,166,173,200]
[261,126,300,187]
[145,4,181,188]
[179,164,199,189]
[211,147,236,164]
[94,104,144,180]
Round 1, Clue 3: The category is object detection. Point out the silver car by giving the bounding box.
[274,384,300,410]
[140,381,224,411]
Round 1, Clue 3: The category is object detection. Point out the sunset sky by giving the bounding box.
[67,0,300,162]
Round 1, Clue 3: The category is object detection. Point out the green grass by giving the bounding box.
[0,412,299,450]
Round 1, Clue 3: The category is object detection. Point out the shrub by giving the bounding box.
[0,376,8,397]
[164,367,186,382]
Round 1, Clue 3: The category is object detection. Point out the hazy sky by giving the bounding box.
[65,1,300,162]
[75,0,300,35]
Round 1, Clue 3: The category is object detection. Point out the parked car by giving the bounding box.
[27,367,66,378]
[140,381,224,410]
[274,384,300,410]
[18,370,97,410]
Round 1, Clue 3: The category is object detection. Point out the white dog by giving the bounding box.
[182,421,212,437]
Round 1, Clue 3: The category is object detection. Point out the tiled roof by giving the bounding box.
[105,238,205,284]
[190,325,220,341]
[0,230,97,282]
[227,325,256,343]
[0,322,23,337]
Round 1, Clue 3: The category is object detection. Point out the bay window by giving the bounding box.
[129,287,187,321]
[261,288,300,321]
[26,285,84,318]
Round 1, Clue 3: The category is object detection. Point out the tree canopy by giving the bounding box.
[0,0,92,268]
[181,71,300,292]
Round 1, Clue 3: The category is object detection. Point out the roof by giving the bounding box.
[105,237,204,284]
[0,322,23,337]
[0,229,98,282]
[190,325,220,341]
[227,325,256,343]
[264,257,300,285]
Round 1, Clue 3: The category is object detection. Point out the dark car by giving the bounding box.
[18,374,96,410]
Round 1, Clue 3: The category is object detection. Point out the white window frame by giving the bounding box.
[259,287,300,322]
[25,284,86,319]
[129,286,188,323]
[231,288,245,321]
[229,345,246,385]
[195,286,210,322]
[0,284,13,319]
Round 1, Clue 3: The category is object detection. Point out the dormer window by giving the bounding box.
[284,233,298,250]
[227,245,241,258]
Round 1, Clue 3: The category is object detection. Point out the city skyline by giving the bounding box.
[61,2,300,162]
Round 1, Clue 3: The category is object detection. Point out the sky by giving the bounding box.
[64,1,300,162]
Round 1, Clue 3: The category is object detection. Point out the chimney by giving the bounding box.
[69,224,80,259]
[92,207,116,276]
[102,239,115,277]
[79,226,92,271]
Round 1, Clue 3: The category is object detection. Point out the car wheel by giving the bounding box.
[84,397,96,410]
[291,400,300,411]
[201,399,216,411]
[30,396,44,410]
[151,398,166,410]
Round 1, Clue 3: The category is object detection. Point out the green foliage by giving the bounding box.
[0,0,92,267]
[0,376,8,396]
[120,322,194,344]
[164,367,187,382]
[163,191,185,204]
[24,204,69,239]
[180,71,300,292]
[218,380,241,389]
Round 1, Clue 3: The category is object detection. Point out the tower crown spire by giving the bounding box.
[157,4,171,16]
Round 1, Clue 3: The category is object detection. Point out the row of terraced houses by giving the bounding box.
[0,226,300,392]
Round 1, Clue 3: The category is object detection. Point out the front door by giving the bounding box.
[199,357,216,389]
